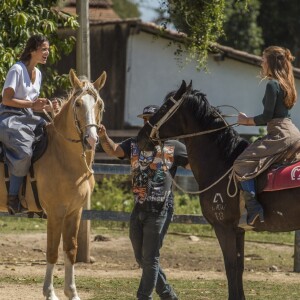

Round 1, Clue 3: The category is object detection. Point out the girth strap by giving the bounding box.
[21,175,27,197]
[29,165,43,211]
[4,163,10,193]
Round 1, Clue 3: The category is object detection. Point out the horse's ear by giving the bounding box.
[173,80,187,101]
[69,69,83,89]
[93,71,107,91]
[186,80,193,93]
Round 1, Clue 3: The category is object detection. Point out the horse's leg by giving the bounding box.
[44,263,59,300]
[236,227,245,299]
[62,208,82,300]
[43,213,64,300]
[214,225,245,300]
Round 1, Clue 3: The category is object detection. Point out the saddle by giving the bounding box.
[257,140,300,193]
[0,129,48,214]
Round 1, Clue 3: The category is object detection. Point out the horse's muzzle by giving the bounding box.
[84,134,98,150]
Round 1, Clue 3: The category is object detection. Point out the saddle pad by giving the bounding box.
[0,129,47,163]
[263,160,300,192]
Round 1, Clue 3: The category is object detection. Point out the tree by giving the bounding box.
[219,0,263,56]
[0,0,79,97]
[159,0,226,69]
[112,0,140,19]
[258,0,300,67]
[160,0,300,68]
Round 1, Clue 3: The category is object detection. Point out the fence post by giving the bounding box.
[293,230,300,272]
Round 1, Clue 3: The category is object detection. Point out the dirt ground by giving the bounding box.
[0,230,299,299]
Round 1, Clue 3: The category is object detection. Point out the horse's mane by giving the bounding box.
[187,89,249,163]
[165,89,249,164]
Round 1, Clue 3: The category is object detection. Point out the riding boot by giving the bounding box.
[7,195,28,215]
[242,191,264,226]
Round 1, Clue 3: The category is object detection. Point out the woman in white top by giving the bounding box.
[0,34,55,214]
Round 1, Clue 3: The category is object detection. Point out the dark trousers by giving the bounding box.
[129,204,177,300]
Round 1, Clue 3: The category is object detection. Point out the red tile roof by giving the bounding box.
[57,0,120,21]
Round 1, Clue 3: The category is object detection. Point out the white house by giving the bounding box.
[123,21,300,136]
[57,15,300,135]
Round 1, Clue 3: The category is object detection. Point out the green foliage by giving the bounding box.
[92,175,133,212]
[219,0,263,55]
[91,175,201,230]
[111,0,140,19]
[258,0,300,67]
[161,0,226,69]
[91,175,200,214]
[249,126,267,143]
[0,0,79,97]
[173,191,201,215]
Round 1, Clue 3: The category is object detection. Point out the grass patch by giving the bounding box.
[0,216,295,247]
[0,216,47,233]
[0,275,299,299]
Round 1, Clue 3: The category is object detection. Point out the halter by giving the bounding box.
[149,96,185,140]
[148,95,239,142]
[45,85,104,174]
[147,93,239,196]
[72,88,102,136]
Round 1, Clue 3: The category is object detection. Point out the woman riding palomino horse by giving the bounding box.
[0,67,106,300]
[233,46,300,226]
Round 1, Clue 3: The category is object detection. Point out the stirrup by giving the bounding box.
[247,210,264,226]
[27,211,47,219]
[7,197,28,215]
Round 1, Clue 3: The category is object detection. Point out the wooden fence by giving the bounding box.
[81,163,300,272]
[1,161,300,272]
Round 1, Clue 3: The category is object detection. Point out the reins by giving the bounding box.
[148,99,239,142]
[43,100,82,143]
[152,123,239,142]
[150,94,240,197]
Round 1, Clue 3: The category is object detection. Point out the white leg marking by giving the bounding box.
[64,252,80,300]
[43,263,59,300]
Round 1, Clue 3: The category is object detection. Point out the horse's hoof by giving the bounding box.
[45,294,59,300]
[43,287,59,300]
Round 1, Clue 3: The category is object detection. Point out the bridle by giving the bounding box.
[145,93,239,197]
[148,96,185,141]
[45,85,104,174]
[72,87,102,139]
[147,94,239,142]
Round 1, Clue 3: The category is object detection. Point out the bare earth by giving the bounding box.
[0,230,299,299]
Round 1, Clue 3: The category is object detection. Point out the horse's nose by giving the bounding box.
[84,127,99,150]
[84,134,98,150]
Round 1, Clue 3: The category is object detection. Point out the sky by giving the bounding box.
[132,0,162,22]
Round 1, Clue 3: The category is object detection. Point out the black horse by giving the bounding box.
[137,80,300,300]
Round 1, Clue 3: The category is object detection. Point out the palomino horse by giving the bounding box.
[137,80,300,300]
[0,69,106,300]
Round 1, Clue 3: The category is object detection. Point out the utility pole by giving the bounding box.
[76,0,91,263]
[76,0,91,79]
